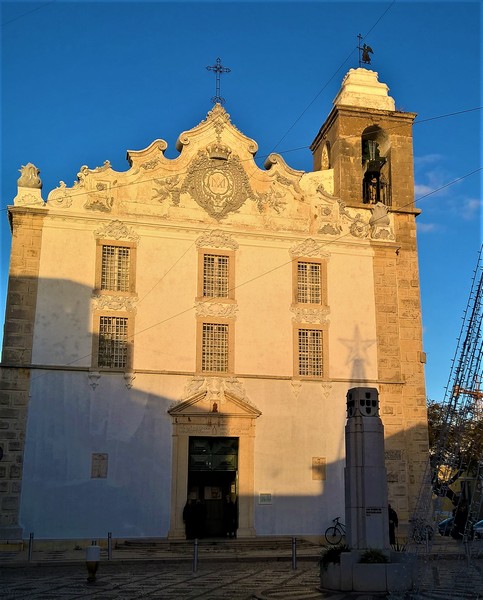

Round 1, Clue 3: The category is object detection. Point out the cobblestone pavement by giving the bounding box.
[1,557,482,600]
[1,536,482,600]
[2,561,319,600]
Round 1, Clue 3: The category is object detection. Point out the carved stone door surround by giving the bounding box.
[167,387,261,539]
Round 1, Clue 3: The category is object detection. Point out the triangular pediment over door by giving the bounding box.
[169,389,262,420]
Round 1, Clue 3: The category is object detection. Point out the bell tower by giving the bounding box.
[311,69,429,523]
[310,68,416,211]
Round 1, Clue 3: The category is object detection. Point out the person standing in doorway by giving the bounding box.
[183,499,196,539]
[223,495,237,539]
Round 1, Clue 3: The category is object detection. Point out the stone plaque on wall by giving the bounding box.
[91,453,108,478]
[312,457,326,480]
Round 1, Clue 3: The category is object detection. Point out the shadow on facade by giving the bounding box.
[1,277,429,541]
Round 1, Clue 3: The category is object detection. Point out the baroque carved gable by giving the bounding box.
[40,104,396,246]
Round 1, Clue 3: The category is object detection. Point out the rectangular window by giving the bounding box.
[203,254,229,298]
[201,322,229,373]
[298,328,323,377]
[98,316,128,368]
[297,261,321,304]
[101,245,131,292]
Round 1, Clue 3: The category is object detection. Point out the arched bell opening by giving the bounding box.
[361,126,391,206]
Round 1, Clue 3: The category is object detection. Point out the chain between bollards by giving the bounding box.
[192,538,199,572]
[291,536,297,570]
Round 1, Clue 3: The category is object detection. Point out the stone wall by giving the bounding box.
[373,221,429,520]
[0,209,44,538]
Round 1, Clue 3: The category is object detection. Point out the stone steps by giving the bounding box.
[116,536,319,554]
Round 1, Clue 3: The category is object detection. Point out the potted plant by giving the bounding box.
[352,547,389,592]
[359,548,388,563]
[320,544,350,590]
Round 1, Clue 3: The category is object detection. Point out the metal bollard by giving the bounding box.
[107,532,112,561]
[192,538,198,572]
[28,532,34,563]
[86,541,101,583]
[291,537,297,570]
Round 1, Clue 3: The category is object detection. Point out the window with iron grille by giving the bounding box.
[101,245,131,292]
[98,316,128,368]
[201,323,229,372]
[203,254,229,298]
[298,328,323,377]
[297,261,321,304]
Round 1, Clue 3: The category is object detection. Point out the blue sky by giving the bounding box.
[1,0,481,401]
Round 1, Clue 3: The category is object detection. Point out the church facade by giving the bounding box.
[0,69,429,541]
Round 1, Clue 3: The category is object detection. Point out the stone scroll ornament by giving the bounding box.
[180,145,257,220]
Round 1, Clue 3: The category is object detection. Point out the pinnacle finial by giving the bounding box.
[357,34,374,67]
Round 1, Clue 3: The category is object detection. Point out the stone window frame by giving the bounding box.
[92,310,134,370]
[292,256,328,307]
[293,323,329,379]
[196,317,235,375]
[94,239,137,296]
[197,248,236,303]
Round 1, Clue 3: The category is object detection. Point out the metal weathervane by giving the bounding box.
[206,57,231,105]
[357,34,374,67]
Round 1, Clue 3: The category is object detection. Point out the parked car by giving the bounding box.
[473,519,483,539]
[438,517,454,536]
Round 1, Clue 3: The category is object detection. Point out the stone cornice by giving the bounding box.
[0,363,406,386]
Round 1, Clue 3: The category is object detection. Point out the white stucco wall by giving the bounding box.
[21,369,352,538]
[32,225,95,366]
[20,372,176,538]
[22,220,380,538]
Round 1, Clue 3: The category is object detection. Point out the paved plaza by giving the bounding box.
[1,560,321,600]
[1,556,482,600]
[1,537,482,600]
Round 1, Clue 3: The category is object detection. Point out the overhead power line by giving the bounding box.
[1,1,56,27]
[270,0,397,153]
[1,105,481,215]
[24,163,482,380]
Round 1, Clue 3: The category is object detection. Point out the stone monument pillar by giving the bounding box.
[345,387,389,550]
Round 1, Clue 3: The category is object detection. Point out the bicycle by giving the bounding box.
[324,516,346,545]
[410,518,434,544]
